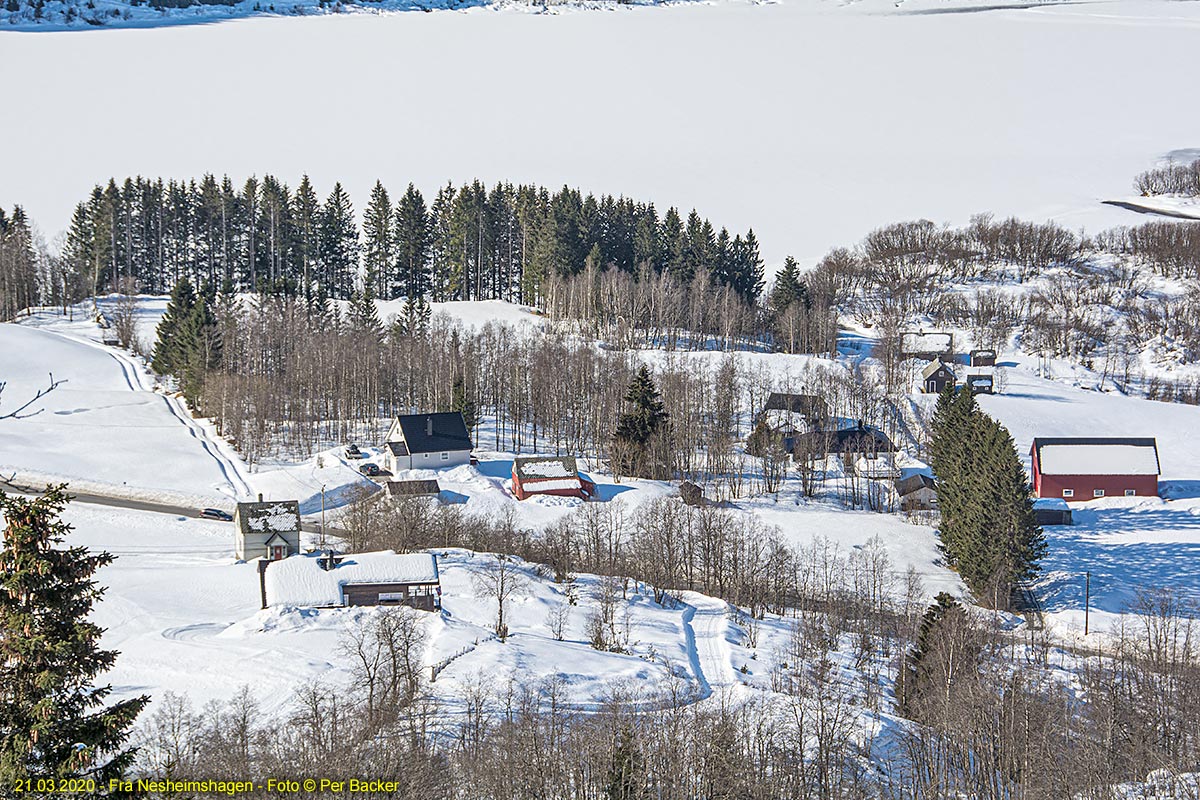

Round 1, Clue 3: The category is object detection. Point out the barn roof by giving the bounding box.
[235,500,301,535]
[1032,438,1160,476]
[266,551,440,607]
[387,479,441,497]
[395,412,472,454]
[513,455,580,482]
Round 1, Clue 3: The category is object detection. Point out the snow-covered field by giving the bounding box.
[4,0,1199,266]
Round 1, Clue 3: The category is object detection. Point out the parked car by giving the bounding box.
[198,508,233,521]
[345,443,365,459]
[359,463,381,476]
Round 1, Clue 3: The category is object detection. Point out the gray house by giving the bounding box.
[384,412,473,473]
[234,497,302,561]
[895,474,937,511]
[921,361,956,394]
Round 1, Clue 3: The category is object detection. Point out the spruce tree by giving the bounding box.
[348,287,381,337]
[151,278,197,376]
[451,374,478,438]
[362,181,394,300]
[177,293,222,405]
[0,487,148,785]
[769,256,808,316]
[394,184,431,301]
[613,366,671,479]
[318,183,359,299]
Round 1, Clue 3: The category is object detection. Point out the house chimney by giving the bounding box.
[258,492,263,502]
[426,416,433,437]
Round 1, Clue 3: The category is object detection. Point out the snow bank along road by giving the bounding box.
[0,324,253,502]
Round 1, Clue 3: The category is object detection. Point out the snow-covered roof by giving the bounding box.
[1033,438,1160,476]
[902,331,953,353]
[513,455,579,481]
[265,551,440,607]
[1033,497,1070,510]
[236,500,301,534]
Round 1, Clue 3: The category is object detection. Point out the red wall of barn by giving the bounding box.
[512,476,590,501]
[1034,472,1158,501]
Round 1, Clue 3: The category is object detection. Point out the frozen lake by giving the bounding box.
[2,0,1198,264]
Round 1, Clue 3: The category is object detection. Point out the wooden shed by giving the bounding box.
[970,349,997,367]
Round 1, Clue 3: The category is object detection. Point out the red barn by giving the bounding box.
[1030,438,1160,501]
[512,455,596,501]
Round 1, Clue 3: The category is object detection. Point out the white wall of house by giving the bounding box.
[390,449,470,472]
[234,529,300,561]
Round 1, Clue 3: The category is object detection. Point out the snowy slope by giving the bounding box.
[0,320,250,503]
[4,0,1199,268]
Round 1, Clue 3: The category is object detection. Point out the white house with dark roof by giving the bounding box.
[234,496,302,561]
[384,412,472,473]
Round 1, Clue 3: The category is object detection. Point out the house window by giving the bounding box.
[1125,489,1136,497]
[1094,489,1105,498]
[441,452,449,460]
[1062,488,1074,498]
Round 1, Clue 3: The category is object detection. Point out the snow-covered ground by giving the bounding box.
[4,0,1199,267]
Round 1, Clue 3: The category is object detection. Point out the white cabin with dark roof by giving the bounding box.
[384,412,472,473]
[234,497,302,561]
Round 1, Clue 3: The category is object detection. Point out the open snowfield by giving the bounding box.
[4,0,1200,266]
[62,501,748,713]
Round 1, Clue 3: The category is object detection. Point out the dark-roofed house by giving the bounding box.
[895,473,937,511]
[921,361,956,394]
[387,479,442,499]
[965,374,994,394]
[384,412,473,473]
[234,496,302,561]
[763,392,828,421]
[970,349,997,367]
[1030,437,1161,501]
[512,455,596,501]
[265,551,442,611]
[791,423,896,458]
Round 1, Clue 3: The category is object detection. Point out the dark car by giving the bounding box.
[345,443,365,459]
[359,463,381,476]
[199,508,233,521]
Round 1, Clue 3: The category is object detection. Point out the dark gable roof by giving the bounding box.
[513,455,580,481]
[396,412,472,454]
[763,393,827,418]
[895,474,935,495]
[387,479,441,497]
[235,500,301,534]
[794,425,896,454]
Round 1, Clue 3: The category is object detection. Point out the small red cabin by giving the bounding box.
[512,455,596,501]
[1030,437,1160,502]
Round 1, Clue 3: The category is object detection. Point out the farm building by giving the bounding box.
[792,423,896,458]
[384,412,472,473]
[1030,438,1160,501]
[970,349,997,367]
[512,455,596,500]
[965,373,994,394]
[387,479,442,499]
[921,361,956,394]
[756,392,828,451]
[234,497,301,562]
[264,550,442,610]
[901,330,954,360]
[1033,497,1073,526]
[895,473,937,511]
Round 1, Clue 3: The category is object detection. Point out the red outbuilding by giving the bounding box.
[511,455,596,501]
[1030,438,1160,502]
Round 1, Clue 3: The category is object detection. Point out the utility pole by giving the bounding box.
[320,484,327,552]
[1084,571,1091,636]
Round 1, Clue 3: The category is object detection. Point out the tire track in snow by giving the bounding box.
[29,327,253,499]
[678,592,735,699]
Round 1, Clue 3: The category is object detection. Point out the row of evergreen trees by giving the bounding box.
[928,385,1046,607]
[61,175,765,308]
